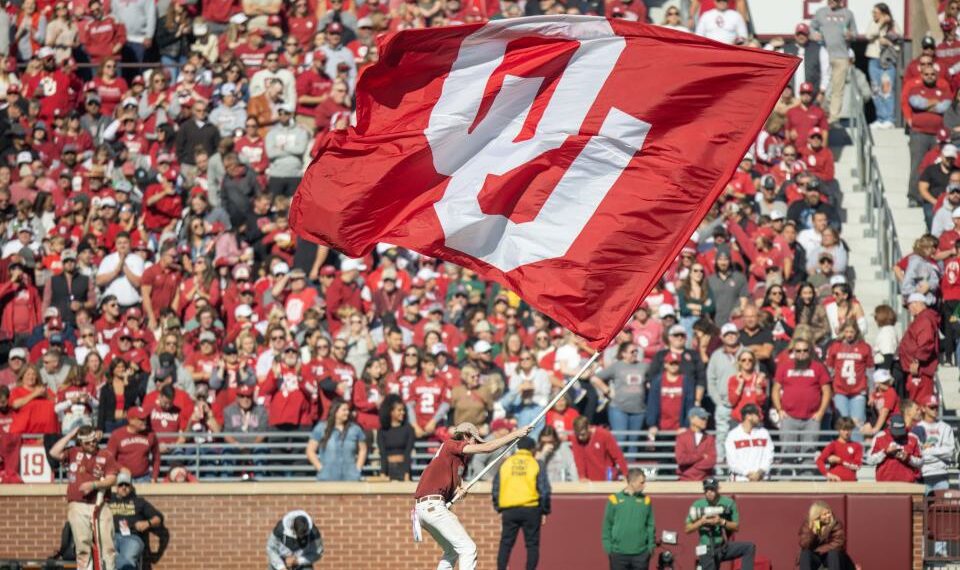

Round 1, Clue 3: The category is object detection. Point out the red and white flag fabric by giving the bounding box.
[291,16,798,349]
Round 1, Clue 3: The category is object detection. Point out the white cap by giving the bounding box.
[720,323,739,336]
[100,197,117,208]
[829,275,847,285]
[431,342,448,355]
[952,207,960,218]
[192,22,208,35]
[229,12,248,24]
[416,267,439,280]
[235,304,253,318]
[658,304,676,318]
[473,340,492,353]
[769,210,785,221]
[944,144,958,158]
[668,324,687,336]
[873,369,893,384]
[742,152,754,162]
[357,16,373,28]
[907,292,928,305]
[36,46,55,59]
[43,307,60,320]
[278,102,295,114]
[340,258,367,272]
[15,151,31,165]
[272,261,290,276]
[8,347,26,360]
[122,97,138,108]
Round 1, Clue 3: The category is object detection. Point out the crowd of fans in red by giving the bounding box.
[0,0,950,492]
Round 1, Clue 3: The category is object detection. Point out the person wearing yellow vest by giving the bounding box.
[602,468,656,570]
[491,436,551,570]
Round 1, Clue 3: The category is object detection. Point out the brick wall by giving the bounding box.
[0,491,503,569]
[0,482,926,569]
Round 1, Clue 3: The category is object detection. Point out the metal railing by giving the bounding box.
[846,66,908,326]
[27,428,886,483]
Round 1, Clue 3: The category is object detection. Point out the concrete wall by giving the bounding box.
[0,481,924,569]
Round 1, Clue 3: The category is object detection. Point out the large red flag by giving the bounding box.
[291,16,798,349]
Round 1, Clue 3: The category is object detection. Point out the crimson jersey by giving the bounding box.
[825,340,872,396]
[414,438,468,501]
[815,439,862,481]
[658,376,684,430]
[65,446,119,503]
[406,376,450,427]
[387,367,420,401]
[871,387,900,426]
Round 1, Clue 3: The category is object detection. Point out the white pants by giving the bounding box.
[415,499,477,570]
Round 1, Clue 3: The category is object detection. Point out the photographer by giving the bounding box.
[684,478,755,570]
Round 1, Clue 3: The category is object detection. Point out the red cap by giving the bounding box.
[411,277,426,288]
[939,128,952,143]
[284,341,299,352]
[943,17,957,32]
[237,384,256,397]
[47,317,64,331]
[118,327,134,340]
[126,307,143,320]
[189,186,206,198]
[326,22,344,34]
[799,81,815,94]
[925,395,940,408]
[795,22,810,35]
[665,352,682,364]
[238,282,256,294]
[809,127,823,138]
[132,75,145,86]
[320,265,336,276]
[6,84,19,95]
[267,14,281,25]
[127,406,149,420]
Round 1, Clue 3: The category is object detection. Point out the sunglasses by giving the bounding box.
[794,348,810,353]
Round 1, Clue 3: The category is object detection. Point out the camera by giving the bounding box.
[657,549,674,570]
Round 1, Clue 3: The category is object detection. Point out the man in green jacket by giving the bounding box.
[685,478,755,570]
[602,468,655,569]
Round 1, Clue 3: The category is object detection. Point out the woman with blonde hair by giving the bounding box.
[798,501,852,569]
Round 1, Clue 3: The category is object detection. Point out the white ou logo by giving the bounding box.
[426,17,651,272]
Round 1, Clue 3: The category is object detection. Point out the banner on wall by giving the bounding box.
[750,0,908,39]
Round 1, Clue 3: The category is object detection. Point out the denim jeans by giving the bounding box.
[832,393,867,442]
[115,534,144,570]
[160,55,185,83]
[868,57,896,123]
[607,404,645,444]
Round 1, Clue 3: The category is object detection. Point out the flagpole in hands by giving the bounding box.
[447,350,603,508]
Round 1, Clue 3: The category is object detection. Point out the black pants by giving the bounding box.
[698,541,755,570]
[267,176,302,197]
[608,551,650,570]
[497,507,541,570]
[799,548,854,570]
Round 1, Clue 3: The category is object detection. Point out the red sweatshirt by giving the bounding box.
[898,308,940,379]
[870,431,922,483]
[79,16,126,62]
[674,430,716,481]
[569,427,629,481]
[815,439,862,481]
[107,428,160,480]
[260,364,312,427]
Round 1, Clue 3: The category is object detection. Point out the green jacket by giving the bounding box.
[602,490,655,555]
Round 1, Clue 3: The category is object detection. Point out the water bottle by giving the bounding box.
[606,466,613,481]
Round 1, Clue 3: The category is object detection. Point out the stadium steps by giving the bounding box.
[872,128,960,411]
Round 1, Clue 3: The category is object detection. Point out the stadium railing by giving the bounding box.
[27,428,869,482]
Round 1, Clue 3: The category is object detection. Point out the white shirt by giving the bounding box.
[797,227,823,256]
[695,8,747,45]
[724,424,774,481]
[931,204,959,238]
[508,367,553,407]
[96,252,145,306]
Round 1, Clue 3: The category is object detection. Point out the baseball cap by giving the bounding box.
[907,292,928,305]
[664,351,682,364]
[235,304,254,319]
[688,406,710,420]
[272,261,290,276]
[47,318,64,331]
[237,384,255,397]
[889,414,907,438]
[37,46,55,59]
[278,102,295,114]
[769,210,785,221]
[923,35,937,49]
[289,268,307,280]
[126,307,143,321]
[703,477,720,491]
[658,304,676,318]
[799,81,814,94]
[795,22,810,35]
[720,323,739,336]
[199,330,217,343]
[668,324,687,337]
[233,265,251,280]
[809,127,824,138]
[740,403,761,418]
[452,422,482,440]
[761,175,776,190]
[829,275,847,286]
[6,84,18,95]
[340,258,367,272]
[43,307,61,320]
[61,249,77,262]
[873,369,893,384]
[326,21,344,34]
[925,394,940,408]
[8,347,26,360]
[126,406,148,420]
[320,265,336,277]
[357,16,373,28]
[952,207,960,219]
[473,340,492,353]
[223,343,238,355]
[944,144,958,158]
[220,82,237,97]
[229,12,248,24]
[15,151,31,165]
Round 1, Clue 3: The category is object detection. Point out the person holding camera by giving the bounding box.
[685,478,755,570]
[602,468,655,570]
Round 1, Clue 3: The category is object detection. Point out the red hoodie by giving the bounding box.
[569,426,629,481]
[78,15,126,62]
[0,280,41,341]
[898,308,940,378]
[675,429,716,481]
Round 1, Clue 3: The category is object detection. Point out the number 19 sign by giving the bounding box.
[20,444,54,483]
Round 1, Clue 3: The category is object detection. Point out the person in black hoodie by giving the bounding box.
[108,472,164,570]
[267,510,323,570]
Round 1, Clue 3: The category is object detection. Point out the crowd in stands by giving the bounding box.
[0,0,952,500]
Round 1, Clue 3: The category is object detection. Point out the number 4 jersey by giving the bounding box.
[825,340,871,396]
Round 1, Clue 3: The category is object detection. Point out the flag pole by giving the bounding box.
[448,349,603,508]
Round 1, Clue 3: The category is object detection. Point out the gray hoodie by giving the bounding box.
[919,419,956,479]
[265,120,310,179]
[111,0,156,44]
